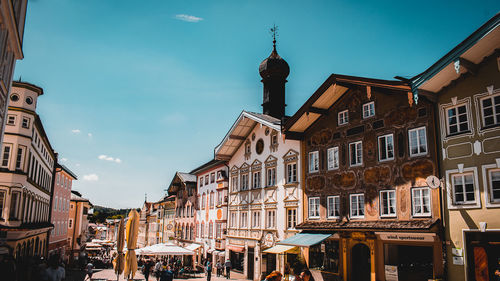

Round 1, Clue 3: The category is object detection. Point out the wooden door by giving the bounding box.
[474,246,489,281]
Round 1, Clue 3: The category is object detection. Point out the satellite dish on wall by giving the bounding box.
[426,176,441,189]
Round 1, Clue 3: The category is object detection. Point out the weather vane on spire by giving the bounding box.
[270,24,278,49]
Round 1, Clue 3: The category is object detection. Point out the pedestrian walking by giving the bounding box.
[216,261,222,277]
[224,259,231,279]
[206,261,212,281]
[155,259,162,281]
[143,259,153,281]
[84,262,94,281]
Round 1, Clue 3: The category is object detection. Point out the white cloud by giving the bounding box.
[71,129,81,134]
[61,158,68,162]
[98,154,122,163]
[174,14,203,23]
[88,133,93,137]
[83,174,99,181]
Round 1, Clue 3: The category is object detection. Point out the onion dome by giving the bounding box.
[259,39,290,80]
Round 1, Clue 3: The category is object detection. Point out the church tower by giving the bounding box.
[259,29,289,120]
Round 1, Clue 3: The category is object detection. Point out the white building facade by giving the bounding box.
[216,111,302,281]
[192,159,228,264]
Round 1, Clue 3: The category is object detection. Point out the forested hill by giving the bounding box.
[89,205,138,223]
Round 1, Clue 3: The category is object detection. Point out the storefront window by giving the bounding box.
[309,239,340,273]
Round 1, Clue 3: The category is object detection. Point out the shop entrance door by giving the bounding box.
[351,243,370,281]
[248,247,254,280]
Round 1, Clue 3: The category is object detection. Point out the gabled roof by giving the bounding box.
[410,13,500,94]
[283,74,410,138]
[215,110,281,161]
[190,159,226,175]
[167,171,196,194]
[56,163,78,180]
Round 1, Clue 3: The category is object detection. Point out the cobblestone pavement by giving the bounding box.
[67,269,249,281]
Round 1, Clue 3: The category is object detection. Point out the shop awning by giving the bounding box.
[185,243,202,251]
[278,233,331,247]
[263,245,297,254]
[227,245,245,253]
[217,251,226,257]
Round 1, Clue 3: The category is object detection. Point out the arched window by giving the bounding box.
[202,193,206,209]
[201,222,205,238]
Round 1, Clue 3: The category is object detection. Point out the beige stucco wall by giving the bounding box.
[437,55,500,281]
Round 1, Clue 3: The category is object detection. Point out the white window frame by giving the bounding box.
[309,151,319,173]
[327,195,340,219]
[379,190,396,218]
[327,147,339,170]
[408,126,428,157]
[240,173,249,190]
[338,110,349,125]
[378,134,394,162]
[252,170,261,189]
[287,162,297,183]
[286,208,297,229]
[445,103,470,135]
[308,197,320,219]
[411,187,432,217]
[349,194,365,219]
[266,209,276,229]
[451,173,477,205]
[240,212,248,228]
[266,167,276,186]
[349,141,363,167]
[480,93,500,127]
[231,176,238,192]
[251,210,261,228]
[483,165,500,207]
[362,101,375,119]
[446,167,481,209]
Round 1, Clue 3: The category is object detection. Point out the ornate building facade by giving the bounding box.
[0,81,55,261]
[215,41,302,281]
[284,74,443,281]
[411,14,500,281]
[0,0,28,145]
[192,159,228,264]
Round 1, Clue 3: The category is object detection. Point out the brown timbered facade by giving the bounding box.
[283,75,444,281]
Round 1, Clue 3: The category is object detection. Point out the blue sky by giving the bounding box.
[14,0,499,208]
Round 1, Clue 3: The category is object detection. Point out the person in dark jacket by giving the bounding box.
[206,261,212,281]
[224,259,231,279]
[160,265,174,281]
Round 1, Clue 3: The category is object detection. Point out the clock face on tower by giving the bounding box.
[256,139,264,155]
[426,175,440,189]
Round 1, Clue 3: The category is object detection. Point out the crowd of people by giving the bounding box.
[263,269,313,281]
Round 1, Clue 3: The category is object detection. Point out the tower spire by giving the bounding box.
[270,24,278,54]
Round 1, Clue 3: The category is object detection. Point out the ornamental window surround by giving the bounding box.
[452,173,476,205]
[251,160,262,189]
[446,103,470,136]
[480,93,500,128]
[240,164,249,191]
[265,155,277,187]
[270,130,279,152]
[266,209,276,229]
[230,166,239,192]
[284,150,299,183]
[287,208,297,229]
[488,169,500,204]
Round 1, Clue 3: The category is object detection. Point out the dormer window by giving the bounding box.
[338,110,349,125]
[25,97,33,105]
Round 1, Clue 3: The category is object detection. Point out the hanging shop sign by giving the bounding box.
[375,232,435,242]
